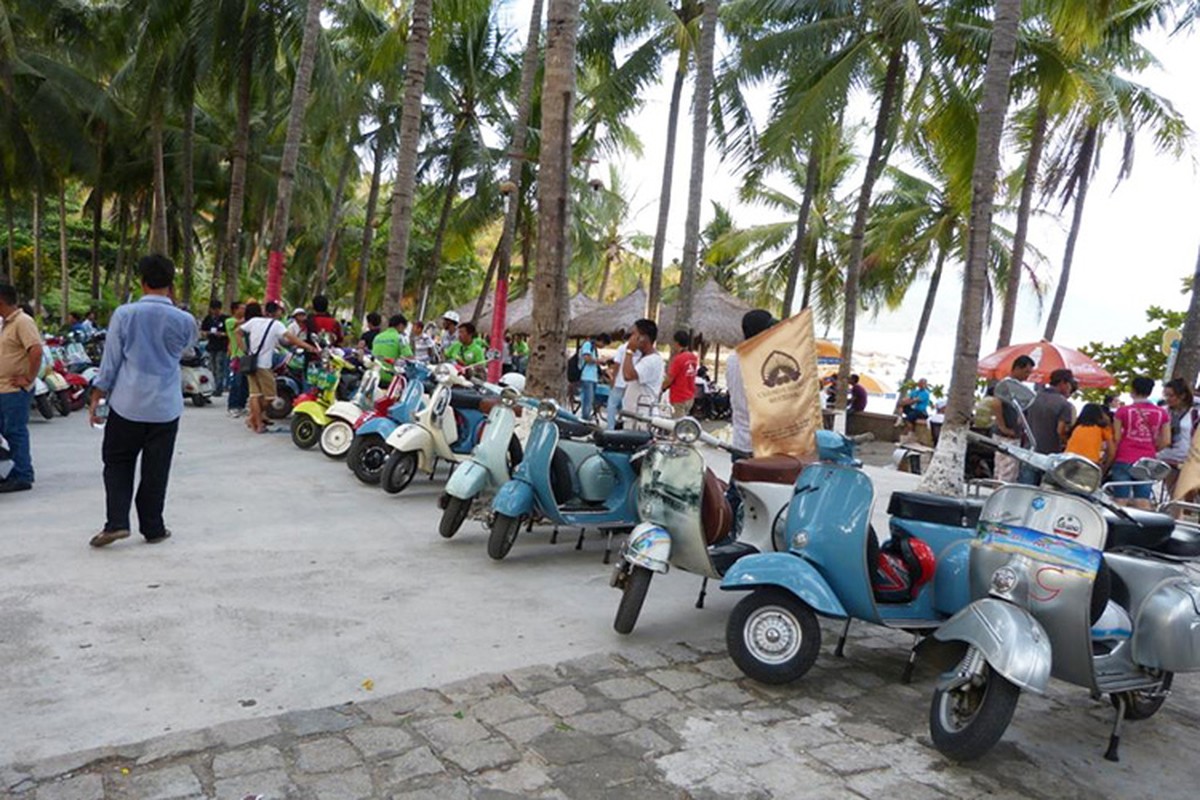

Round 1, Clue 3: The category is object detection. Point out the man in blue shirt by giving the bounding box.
[578,333,610,421]
[88,255,198,548]
[899,377,932,437]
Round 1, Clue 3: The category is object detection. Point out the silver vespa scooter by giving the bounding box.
[925,382,1200,763]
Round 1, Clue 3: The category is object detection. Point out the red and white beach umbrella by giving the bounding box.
[977,340,1114,388]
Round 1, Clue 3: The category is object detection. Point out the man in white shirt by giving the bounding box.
[620,319,665,425]
[239,301,317,433]
[605,341,628,430]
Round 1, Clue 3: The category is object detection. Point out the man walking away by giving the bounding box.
[620,319,665,421]
[240,302,317,434]
[990,355,1034,482]
[88,256,197,546]
[0,283,42,493]
[200,300,229,397]
[578,333,610,421]
[663,330,699,418]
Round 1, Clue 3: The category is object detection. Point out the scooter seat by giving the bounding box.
[887,492,984,528]
[1161,522,1200,558]
[708,540,759,576]
[1103,508,1176,552]
[731,455,810,485]
[555,419,594,439]
[701,468,733,545]
[450,389,484,411]
[593,430,654,452]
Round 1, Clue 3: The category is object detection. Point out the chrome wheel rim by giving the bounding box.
[323,422,352,454]
[743,605,802,665]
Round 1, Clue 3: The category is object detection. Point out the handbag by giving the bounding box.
[238,321,275,376]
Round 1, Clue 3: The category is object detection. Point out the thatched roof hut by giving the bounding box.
[505,292,601,335]
[448,294,490,325]
[657,279,754,347]
[567,287,648,337]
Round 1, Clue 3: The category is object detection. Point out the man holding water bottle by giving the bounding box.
[88,255,197,548]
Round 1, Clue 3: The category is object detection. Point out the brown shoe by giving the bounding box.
[90,529,131,548]
[144,529,172,544]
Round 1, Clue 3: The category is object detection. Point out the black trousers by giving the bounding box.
[102,411,180,538]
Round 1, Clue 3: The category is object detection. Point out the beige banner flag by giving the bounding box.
[1174,426,1200,500]
[735,307,823,458]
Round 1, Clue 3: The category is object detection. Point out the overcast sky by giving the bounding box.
[498,3,1200,380]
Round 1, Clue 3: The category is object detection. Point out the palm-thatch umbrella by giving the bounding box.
[567,287,649,337]
[657,279,753,347]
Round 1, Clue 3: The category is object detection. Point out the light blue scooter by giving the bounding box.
[346,362,429,485]
[720,430,983,685]
[487,398,652,562]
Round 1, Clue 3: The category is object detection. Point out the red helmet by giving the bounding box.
[900,536,937,589]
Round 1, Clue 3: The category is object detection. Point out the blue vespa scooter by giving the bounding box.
[346,361,430,485]
[487,398,654,562]
[719,431,986,685]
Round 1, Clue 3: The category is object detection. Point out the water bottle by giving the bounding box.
[92,398,109,429]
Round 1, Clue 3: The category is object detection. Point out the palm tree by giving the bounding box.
[265,0,326,304]
[526,0,581,400]
[673,0,718,331]
[382,0,434,314]
[919,0,1023,496]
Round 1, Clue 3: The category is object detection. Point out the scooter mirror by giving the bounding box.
[1130,457,1171,483]
[994,377,1036,410]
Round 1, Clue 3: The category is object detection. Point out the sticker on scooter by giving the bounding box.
[1052,514,1083,539]
[1031,496,1047,511]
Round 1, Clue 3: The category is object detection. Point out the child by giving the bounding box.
[1065,402,1114,473]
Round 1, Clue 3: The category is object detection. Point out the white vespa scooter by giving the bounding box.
[180,346,215,407]
[319,354,391,459]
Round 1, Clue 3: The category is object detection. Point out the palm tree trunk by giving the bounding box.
[209,199,227,303]
[647,60,686,321]
[416,159,463,319]
[122,196,144,301]
[181,96,196,308]
[59,180,69,321]
[920,0,1022,495]
[526,0,581,401]
[149,111,169,255]
[901,247,947,388]
[317,145,354,293]
[519,213,534,292]
[3,179,14,283]
[995,101,1047,348]
[836,46,903,404]
[674,0,719,332]
[598,243,615,301]
[32,184,42,316]
[1174,243,1200,385]
[90,125,106,301]
[222,32,254,307]
[1042,124,1096,342]
[110,194,128,290]
[472,235,503,324]
[487,0,543,380]
[382,0,434,313]
[266,0,325,303]
[353,131,386,325]
[783,152,820,316]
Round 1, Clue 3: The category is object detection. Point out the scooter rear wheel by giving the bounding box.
[726,588,820,685]
[191,394,210,407]
[319,420,354,459]
[36,393,55,420]
[1113,673,1173,720]
[440,496,471,539]
[266,384,295,420]
[290,415,321,449]
[381,450,418,494]
[348,435,388,485]
[487,513,522,560]
[929,650,1020,761]
[54,390,72,417]
[614,566,653,635]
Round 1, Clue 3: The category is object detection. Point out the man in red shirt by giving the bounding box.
[663,330,699,418]
[307,294,343,346]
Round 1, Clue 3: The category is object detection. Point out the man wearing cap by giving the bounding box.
[1020,368,1077,484]
[287,308,308,341]
[440,311,460,352]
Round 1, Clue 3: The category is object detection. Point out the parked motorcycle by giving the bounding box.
[609,414,816,634]
[290,348,351,449]
[30,375,55,420]
[924,412,1200,762]
[319,355,395,459]
[180,346,215,407]
[719,427,991,685]
[487,398,654,562]
[266,349,308,420]
[347,362,431,485]
[378,364,491,495]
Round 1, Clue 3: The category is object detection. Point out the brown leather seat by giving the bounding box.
[731,455,810,486]
[479,396,500,414]
[701,468,733,545]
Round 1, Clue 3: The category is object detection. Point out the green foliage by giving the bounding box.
[1079,306,1185,399]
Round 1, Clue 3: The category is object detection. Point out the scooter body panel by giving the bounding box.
[445,460,492,502]
[933,597,1052,693]
[721,552,848,618]
[326,400,363,425]
[1105,553,1200,672]
[386,422,436,474]
[492,473,536,519]
[889,519,974,617]
[736,480,794,554]
[357,417,398,439]
[637,445,708,575]
[625,523,673,573]
[472,404,518,489]
[293,400,330,427]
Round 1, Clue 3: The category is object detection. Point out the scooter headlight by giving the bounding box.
[433,363,455,383]
[537,399,560,420]
[990,566,1019,596]
[674,417,701,444]
[1047,455,1101,495]
[501,386,520,405]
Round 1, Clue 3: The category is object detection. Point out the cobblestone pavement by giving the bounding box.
[5,620,1198,800]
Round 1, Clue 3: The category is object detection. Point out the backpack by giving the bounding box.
[566,343,584,383]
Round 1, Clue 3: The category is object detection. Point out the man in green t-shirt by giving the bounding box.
[371,313,414,381]
[444,321,485,368]
[224,301,248,415]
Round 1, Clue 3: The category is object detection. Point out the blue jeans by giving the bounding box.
[1109,461,1151,499]
[606,385,625,430]
[0,389,34,483]
[580,380,596,420]
[227,367,248,411]
[208,350,229,395]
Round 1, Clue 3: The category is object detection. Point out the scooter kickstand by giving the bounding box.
[900,633,921,684]
[429,457,439,480]
[833,619,852,658]
[695,577,709,609]
[603,530,613,565]
[550,527,559,544]
[575,528,586,550]
[1104,695,1126,762]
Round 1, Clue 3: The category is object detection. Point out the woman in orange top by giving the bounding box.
[1065,403,1114,473]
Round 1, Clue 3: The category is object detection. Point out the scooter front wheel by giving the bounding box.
[290,415,321,449]
[191,394,211,407]
[487,513,522,560]
[36,393,55,420]
[348,435,389,485]
[613,566,653,635]
[726,588,820,685]
[55,390,72,417]
[440,495,472,539]
[929,649,1020,761]
[381,450,418,494]
[266,384,295,419]
[319,420,355,459]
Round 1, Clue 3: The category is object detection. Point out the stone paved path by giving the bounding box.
[5,620,1199,800]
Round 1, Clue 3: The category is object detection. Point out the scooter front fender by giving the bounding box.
[493,478,535,520]
[932,598,1051,694]
[625,523,672,573]
[326,401,362,425]
[293,401,330,426]
[446,460,491,501]
[387,423,435,473]
[720,552,846,618]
